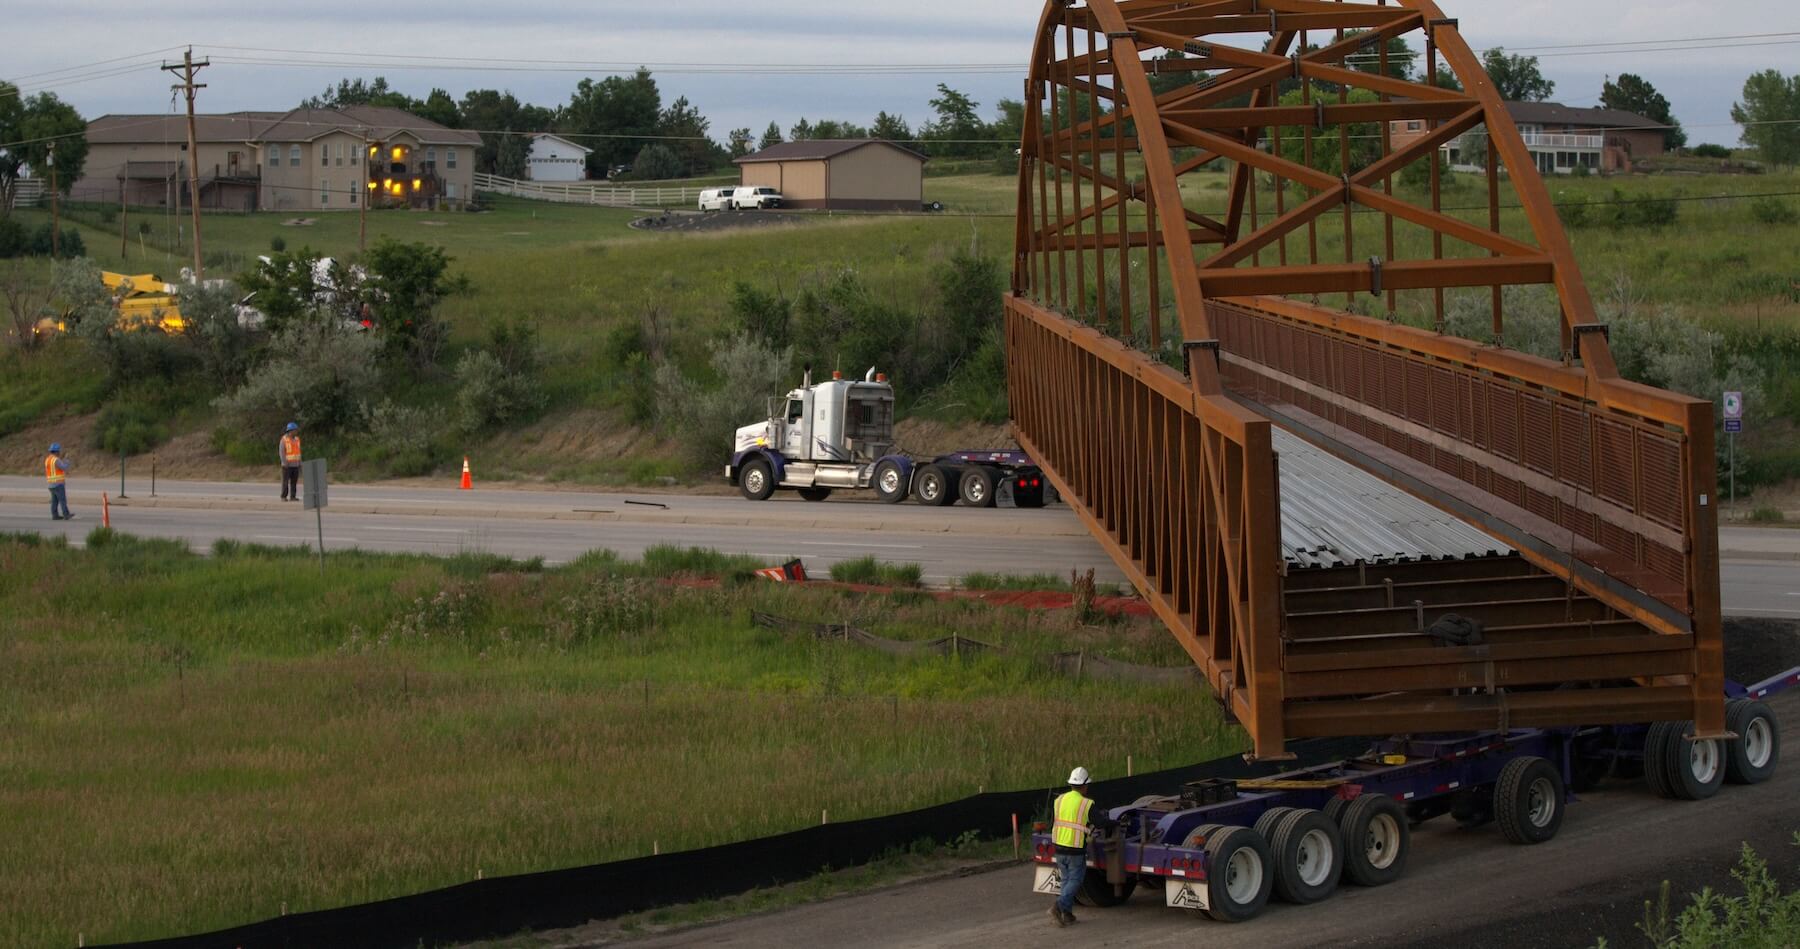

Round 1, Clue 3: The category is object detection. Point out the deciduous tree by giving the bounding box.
[1601,73,1685,150]
[1481,48,1555,102]
[1732,70,1800,167]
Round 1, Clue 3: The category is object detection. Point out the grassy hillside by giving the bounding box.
[6,168,1798,489]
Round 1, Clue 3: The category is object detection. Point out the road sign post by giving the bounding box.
[1723,392,1744,505]
[302,458,328,568]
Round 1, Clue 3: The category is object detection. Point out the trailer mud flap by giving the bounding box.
[1032,864,1063,895]
[1166,878,1209,910]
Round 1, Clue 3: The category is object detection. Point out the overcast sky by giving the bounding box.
[7,1,1795,147]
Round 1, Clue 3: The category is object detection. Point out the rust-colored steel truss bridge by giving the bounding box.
[1006,0,1725,759]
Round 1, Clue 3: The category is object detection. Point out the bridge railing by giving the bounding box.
[1007,295,1290,757]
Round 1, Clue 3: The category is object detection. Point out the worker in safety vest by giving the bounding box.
[1049,766,1107,927]
[278,422,303,502]
[44,443,73,521]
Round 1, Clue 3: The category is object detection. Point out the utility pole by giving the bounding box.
[162,48,209,280]
[47,142,58,258]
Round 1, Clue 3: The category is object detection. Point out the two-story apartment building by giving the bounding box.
[76,106,480,211]
[1388,102,1670,176]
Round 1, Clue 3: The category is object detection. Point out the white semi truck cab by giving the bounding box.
[726,368,1051,508]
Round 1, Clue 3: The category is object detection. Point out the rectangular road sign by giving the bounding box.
[302,458,328,510]
[1726,419,1743,434]
[1723,391,1744,421]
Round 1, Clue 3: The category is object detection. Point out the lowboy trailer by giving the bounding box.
[1032,669,1797,922]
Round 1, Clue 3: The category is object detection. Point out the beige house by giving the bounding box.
[733,139,926,211]
[76,106,479,212]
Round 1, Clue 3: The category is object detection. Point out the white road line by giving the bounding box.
[362,526,469,534]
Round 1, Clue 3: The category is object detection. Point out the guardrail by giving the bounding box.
[471,172,709,208]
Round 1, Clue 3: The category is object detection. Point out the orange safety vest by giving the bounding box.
[45,454,65,485]
[280,434,302,465]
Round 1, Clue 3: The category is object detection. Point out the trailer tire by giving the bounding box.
[1322,795,1350,828]
[958,466,997,507]
[913,464,955,506]
[1662,720,1725,801]
[1254,807,1294,844]
[1494,756,1564,845]
[1339,794,1408,887]
[1725,699,1779,785]
[1270,809,1342,904]
[872,460,908,504]
[1076,868,1136,908]
[1202,827,1273,922]
[739,459,776,501]
[1642,721,1674,799]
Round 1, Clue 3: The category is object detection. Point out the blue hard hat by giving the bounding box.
[49,442,62,453]
[285,422,299,432]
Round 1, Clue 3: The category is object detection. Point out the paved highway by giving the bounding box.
[0,476,1130,588]
[1,476,1793,613]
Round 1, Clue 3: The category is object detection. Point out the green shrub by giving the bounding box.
[829,556,924,587]
[454,348,546,434]
[655,332,792,470]
[961,571,1067,591]
[638,544,767,579]
[1615,839,1800,949]
[1749,506,1786,524]
[1692,143,1732,158]
[269,236,287,253]
[0,217,26,258]
[1557,193,1592,228]
[93,401,171,456]
[213,321,382,439]
[356,399,445,476]
[1750,197,1798,226]
[730,281,792,349]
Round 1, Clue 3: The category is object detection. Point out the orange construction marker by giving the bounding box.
[460,456,473,490]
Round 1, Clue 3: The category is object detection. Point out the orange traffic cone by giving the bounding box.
[460,457,473,490]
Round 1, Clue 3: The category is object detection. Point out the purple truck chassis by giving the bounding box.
[1031,667,1799,922]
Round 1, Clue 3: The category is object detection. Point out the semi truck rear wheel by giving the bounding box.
[1338,794,1408,887]
[739,459,775,501]
[1201,826,1273,922]
[1660,720,1725,801]
[1725,699,1779,784]
[1494,756,1564,845]
[1270,809,1341,904]
[958,467,997,507]
[913,464,955,506]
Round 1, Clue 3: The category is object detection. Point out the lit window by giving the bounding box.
[289,145,300,167]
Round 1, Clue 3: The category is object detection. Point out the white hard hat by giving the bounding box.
[1067,766,1091,786]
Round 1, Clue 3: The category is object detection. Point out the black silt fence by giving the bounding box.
[101,737,1365,949]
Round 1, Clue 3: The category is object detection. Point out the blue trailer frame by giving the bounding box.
[1031,668,1797,922]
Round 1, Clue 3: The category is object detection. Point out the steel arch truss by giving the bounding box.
[1007,0,1725,758]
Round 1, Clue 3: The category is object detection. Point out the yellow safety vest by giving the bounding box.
[45,454,65,485]
[1052,790,1094,849]
[280,434,302,465]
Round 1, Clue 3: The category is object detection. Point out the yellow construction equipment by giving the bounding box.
[100,271,187,333]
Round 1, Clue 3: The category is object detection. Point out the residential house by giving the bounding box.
[75,106,480,212]
[733,140,927,210]
[1388,102,1670,176]
[526,133,592,182]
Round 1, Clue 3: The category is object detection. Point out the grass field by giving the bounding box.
[0,531,1232,946]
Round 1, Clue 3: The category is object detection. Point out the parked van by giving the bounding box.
[730,186,783,210]
[697,187,734,212]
